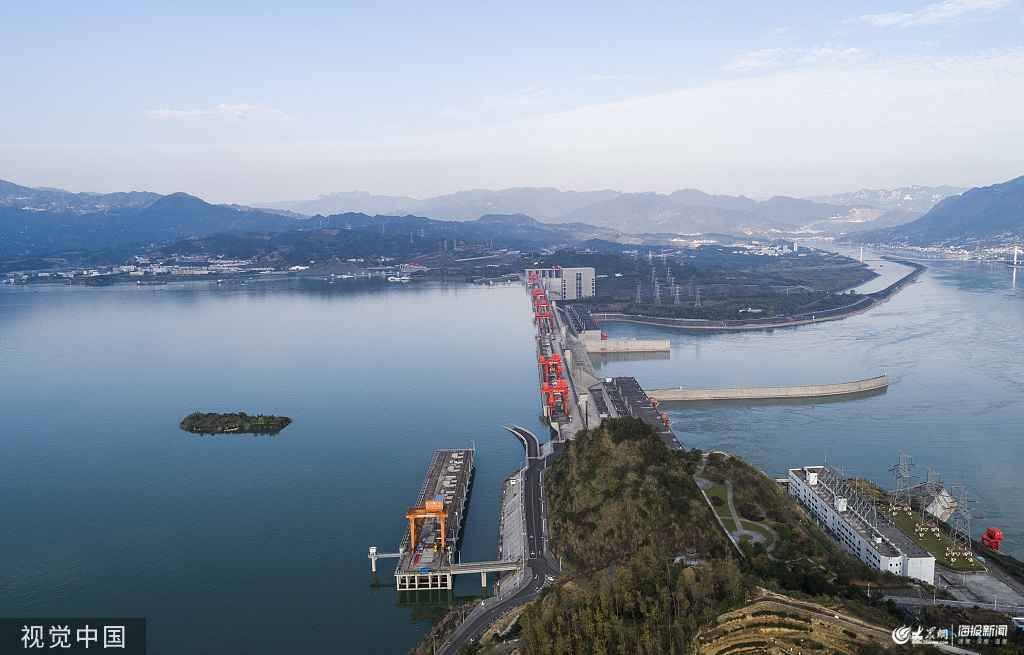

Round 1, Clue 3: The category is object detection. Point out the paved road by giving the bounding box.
[436,427,560,655]
[725,480,780,560]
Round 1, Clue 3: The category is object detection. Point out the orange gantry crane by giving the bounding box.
[406,494,449,551]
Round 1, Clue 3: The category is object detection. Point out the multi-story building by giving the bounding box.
[788,465,934,584]
[524,266,595,300]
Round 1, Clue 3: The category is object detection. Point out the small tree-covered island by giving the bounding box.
[179,412,292,435]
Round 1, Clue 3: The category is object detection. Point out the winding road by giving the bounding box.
[435,427,561,654]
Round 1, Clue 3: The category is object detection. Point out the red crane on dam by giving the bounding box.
[541,378,570,416]
[539,353,562,382]
[535,305,555,333]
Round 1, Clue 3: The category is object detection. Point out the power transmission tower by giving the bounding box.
[888,451,915,517]
[915,468,943,539]
[947,485,975,564]
[654,280,661,304]
[636,281,643,304]
[694,286,701,308]
[674,284,680,305]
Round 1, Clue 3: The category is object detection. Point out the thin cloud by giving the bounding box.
[581,74,640,82]
[859,0,1013,27]
[482,86,545,107]
[725,46,864,73]
[797,46,865,65]
[722,49,783,73]
[437,86,546,118]
[145,103,298,123]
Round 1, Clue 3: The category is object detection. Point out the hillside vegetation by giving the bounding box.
[179,412,291,435]
[546,417,728,569]
[502,420,909,655]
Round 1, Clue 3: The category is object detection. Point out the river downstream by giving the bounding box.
[594,254,1024,561]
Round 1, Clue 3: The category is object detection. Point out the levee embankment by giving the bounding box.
[649,375,888,402]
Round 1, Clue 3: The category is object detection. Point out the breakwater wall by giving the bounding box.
[582,337,670,353]
[649,375,888,402]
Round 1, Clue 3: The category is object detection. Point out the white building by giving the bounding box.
[789,465,934,584]
[525,266,596,300]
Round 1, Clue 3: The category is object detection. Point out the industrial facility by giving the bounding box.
[788,464,935,584]
[523,266,596,300]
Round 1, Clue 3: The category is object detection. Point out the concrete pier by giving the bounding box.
[395,449,474,591]
[648,375,888,402]
[493,468,528,597]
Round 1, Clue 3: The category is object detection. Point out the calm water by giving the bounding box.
[595,255,1024,560]
[2,257,1022,654]
[0,279,541,654]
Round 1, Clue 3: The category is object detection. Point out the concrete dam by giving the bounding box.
[648,375,888,402]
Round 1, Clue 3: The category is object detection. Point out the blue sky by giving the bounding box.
[2,0,1023,203]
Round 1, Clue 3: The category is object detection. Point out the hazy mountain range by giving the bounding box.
[258,185,968,237]
[0,182,301,258]
[1,176,1007,262]
[805,185,968,214]
[839,176,1024,247]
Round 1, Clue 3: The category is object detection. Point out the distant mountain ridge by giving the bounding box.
[806,185,968,214]
[260,185,961,237]
[258,187,622,221]
[0,177,970,260]
[0,185,305,258]
[0,179,162,213]
[838,176,1024,247]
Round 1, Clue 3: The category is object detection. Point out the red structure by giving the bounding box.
[541,378,570,415]
[981,527,1003,551]
[406,494,450,551]
[535,307,555,332]
[539,353,562,380]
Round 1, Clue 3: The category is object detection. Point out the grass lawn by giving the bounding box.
[707,483,733,519]
[721,518,738,532]
[889,510,985,571]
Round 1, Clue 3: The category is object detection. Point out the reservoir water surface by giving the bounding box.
[2,256,1022,653]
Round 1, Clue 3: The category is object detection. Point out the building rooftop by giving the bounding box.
[793,466,931,561]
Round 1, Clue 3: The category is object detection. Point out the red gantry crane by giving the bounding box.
[541,378,570,416]
[539,353,562,382]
